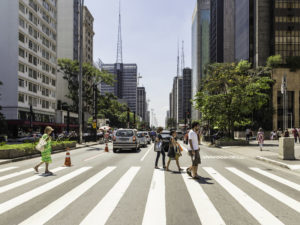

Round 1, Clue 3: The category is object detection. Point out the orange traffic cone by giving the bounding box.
[105,143,109,152]
[64,148,72,166]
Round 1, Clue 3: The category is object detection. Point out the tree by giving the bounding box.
[194,60,274,138]
[58,59,115,114]
[167,118,177,129]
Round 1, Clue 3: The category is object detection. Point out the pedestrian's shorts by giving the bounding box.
[188,150,201,166]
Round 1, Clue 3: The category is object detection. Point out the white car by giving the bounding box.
[113,129,140,153]
[137,132,147,147]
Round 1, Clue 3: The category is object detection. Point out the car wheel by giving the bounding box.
[113,149,117,153]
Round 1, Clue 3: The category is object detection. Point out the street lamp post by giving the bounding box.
[78,0,84,143]
[93,83,98,142]
[281,74,288,130]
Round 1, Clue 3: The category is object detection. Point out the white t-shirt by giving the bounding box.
[188,130,199,151]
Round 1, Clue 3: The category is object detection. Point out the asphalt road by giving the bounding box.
[0,142,300,225]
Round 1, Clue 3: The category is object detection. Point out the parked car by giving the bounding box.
[142,132,151,144]
[113,129,140,153]
[18,133,42,143]
[137,132,147,147]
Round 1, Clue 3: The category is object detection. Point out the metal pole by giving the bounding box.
[78,0,84,143]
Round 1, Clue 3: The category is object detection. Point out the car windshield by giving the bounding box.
[116,130,134,137]
[161,133,170,139]
[137,133,143,138]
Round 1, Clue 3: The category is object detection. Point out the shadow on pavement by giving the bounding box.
[86,147,103,151]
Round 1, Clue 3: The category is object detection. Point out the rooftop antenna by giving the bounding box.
[137,73,143,86]
[116,0,123,63]
[177,40,180,76]
[181,40,185,74]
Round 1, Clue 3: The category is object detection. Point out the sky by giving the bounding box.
[85,0,196,127]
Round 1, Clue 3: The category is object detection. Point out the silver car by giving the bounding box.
[137,132,147,147]
[113,129,140,153]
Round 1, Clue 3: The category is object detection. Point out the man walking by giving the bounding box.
[186,122,201,178]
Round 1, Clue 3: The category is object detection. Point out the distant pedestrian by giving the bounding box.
[154,127,166,169]
[187,122,201,179]
[277,128,282,139]
[257,128,264,151]
[34,126,54,175]
[245,128,250,141]
[292,128,298,143]
[284,129,290,137]
[166,130,182,172]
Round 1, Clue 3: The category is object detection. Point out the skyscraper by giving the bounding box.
[137,86,147,121]
[101,63,137,112]
[183,68,192,123]
[191,0,210,121]
[0,0,58,137]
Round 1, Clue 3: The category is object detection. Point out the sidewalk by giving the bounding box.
[0,141,103,166]
[215,140,300,171]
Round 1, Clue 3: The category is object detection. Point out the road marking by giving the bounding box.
[84,152,105,162]
[19,167,116,225]
[0,167,66,194]
[0,167,18,173]
[141,145,154,161]
[80,167,140,225]
[250,167,300,192]
[227,167,300,213]
[0,168,40,182]
[0,167,91,215]
[204,167,284,225]
[203,155,245,159]
[142,169,166,225]
[181,167,225,225]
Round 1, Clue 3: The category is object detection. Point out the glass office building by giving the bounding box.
[101,63,137,112]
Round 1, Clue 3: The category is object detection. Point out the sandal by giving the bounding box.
[33,166,38,173]
[155,166,160,169]
[186,168,192,177]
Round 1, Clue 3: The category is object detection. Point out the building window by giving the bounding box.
[19,3,25,13]
[51,79,56,86]
[28,54,37,66]
[19,48,25,58]
[42,75,49,84]
[29,0,38,12]
[28,83,37,93]
[18,93,25,102]
[42,100,49,109]
[29,96,38,107]
[29,68,37,79]
[28,40,38,52]
[19,33,25,43]
[19,63,25,73]
[42,87,49,96]
[19,18,25,28]
[19,79,25,87]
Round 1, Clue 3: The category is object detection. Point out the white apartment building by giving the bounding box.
[0,0,57,136]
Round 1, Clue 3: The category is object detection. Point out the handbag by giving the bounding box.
[36,137,47,152]
[154,141,162,152]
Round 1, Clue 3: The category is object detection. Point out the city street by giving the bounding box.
[1,142,300,225]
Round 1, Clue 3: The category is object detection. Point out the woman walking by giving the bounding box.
[155,127,166,169]
[257,128,264,151]
[166,130,182,172]
[34,126,54,175]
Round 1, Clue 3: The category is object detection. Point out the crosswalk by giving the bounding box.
[0,164,300,225]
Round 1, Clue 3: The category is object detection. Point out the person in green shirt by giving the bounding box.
[34,126,54,175]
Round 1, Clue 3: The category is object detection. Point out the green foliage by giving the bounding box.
[194,60,274,138]
[0,142,6,146]
[266,55,282,68]
[286,56,300,72]
[58,59,115,114]
[0,141,76,150]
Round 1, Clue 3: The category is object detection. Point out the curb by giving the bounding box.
[255,156,300,170]
[0,142,102,166]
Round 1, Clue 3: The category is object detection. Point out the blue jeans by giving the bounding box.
[155,150,165,167]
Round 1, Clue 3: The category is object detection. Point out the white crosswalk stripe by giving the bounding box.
[142,169,166,225]
[227,167,300,213]
[0,167,66,194]
[0,167,18,173]
[181,168,226,225]
[203,167,284,225]
[0,168,36,182]
[250,167,300,192]
[0,167,91,215]
[2,165,300,224]
[80,167,140,225]
[19,167,116,225]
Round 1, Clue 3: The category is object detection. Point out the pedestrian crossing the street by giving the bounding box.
[0,164,300,224]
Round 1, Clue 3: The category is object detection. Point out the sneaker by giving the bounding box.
[186,168,192,177]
